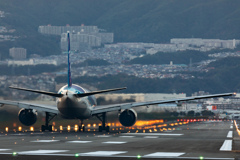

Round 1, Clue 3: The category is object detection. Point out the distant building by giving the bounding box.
[61,32,101,51]
[0,11,5,18]
[7,58,58,66]
[170,38,240,49]
[38,25,99,35]
[38,25,114,51]
[9,47,27,60]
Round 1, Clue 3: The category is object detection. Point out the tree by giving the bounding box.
[187,110,195,117]
[195,112,201,117]
[201,110,214,116]
[171,111,179,117]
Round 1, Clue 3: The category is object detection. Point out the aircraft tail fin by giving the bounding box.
[67,32,72,87]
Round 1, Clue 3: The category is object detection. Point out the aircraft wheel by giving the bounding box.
[48,125,52,132]
[99,126,103,132]
[106,126,110,132]
[41,125,45,132]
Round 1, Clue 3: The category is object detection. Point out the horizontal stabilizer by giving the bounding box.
[9,86,64,98]
[74,87,127,98]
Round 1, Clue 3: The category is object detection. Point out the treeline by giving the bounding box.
[72,59,110,67]
[0,64,63,76]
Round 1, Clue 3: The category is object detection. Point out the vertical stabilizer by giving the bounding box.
[67,32,72,87]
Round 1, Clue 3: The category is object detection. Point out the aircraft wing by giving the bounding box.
[0,100,59,114]
[91,92,234,115]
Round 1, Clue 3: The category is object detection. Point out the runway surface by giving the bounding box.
[0,119,239,160]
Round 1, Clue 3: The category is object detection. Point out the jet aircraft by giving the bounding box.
[0,33,235,132]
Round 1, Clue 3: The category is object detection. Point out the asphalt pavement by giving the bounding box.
[0,119,239,160]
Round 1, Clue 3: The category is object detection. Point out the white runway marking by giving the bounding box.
[102,141,127,144]
[144,136,159,138]
[123,133,183,136]
[10,133,26,136]
[227,131,233,138]
[80,151,127,156]
[0,149,11,151]
[30,133,44,135]
[95,135,111,138]
[119,136,135,138]
[18,150,69,155]
[144,152,185,157]
[66,141,92,143]
[230,125,233,129]
[220,140,232,151]
[31,140,59,143]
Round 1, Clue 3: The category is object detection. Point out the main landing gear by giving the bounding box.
[96,112,110,132]
[41,112,56,132]
[79,120,85,132]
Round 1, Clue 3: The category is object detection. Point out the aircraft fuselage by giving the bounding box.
[57,84,97,119]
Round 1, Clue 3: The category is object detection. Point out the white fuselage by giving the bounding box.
[56,84,97,119]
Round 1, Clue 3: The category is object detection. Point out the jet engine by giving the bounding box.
[118,109,137,127]
[18,109,37,126]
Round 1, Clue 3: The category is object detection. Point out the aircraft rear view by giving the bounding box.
[0,33,235,132]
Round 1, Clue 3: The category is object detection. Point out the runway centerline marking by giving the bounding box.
[102,141,127,144]
[95,135,111,138]
[123,133,183,136]
[9,133,26,136]
[79,151,127,156]
[66,141,92,143]
[227,131,233,138]
[0,149,11,151]
[230,125,233,129]
[144,152,185,157]
[30,140,60,143]
[18,150,69,155]
[119,136,135,138]
[220,140,232,151]
[144,136,159,138]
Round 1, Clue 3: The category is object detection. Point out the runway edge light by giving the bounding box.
[12,152,18,156]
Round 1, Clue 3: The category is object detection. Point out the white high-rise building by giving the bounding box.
[9,47,27,60]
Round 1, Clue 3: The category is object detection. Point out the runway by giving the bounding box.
[0,119,239,160]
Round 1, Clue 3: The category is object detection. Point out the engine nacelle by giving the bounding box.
[118,109,137,127]
[18,109,37,126]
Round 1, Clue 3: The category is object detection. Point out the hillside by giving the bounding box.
[0,0,240,57]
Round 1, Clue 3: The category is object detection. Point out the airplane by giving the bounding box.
[0,32,235,132]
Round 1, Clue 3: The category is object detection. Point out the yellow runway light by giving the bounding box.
[30,127,34,131]
[67,125,71,131]
[59,126,63,131]
[74,125,78,132]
